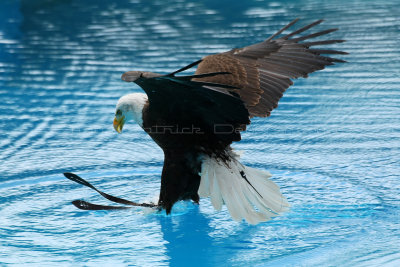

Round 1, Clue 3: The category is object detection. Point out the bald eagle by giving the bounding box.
[112,19,346,224]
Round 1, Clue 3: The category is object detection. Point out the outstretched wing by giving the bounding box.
[123,19,346,144]
[193,18,347,117]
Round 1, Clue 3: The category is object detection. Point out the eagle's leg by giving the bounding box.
[158,150,202,214]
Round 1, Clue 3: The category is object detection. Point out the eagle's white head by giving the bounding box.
[113,93,148,133]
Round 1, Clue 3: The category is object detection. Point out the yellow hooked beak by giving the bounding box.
[113,115,125,133]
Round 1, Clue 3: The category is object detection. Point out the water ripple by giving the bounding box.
[1,0,400,265]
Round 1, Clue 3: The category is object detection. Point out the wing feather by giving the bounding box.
[193,19,346,117]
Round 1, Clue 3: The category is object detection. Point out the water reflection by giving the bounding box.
[158,205,216,266]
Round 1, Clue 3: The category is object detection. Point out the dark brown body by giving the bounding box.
[141,98,244,213]
[142,101,202,211]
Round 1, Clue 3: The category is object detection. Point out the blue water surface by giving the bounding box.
[1,0,399,266]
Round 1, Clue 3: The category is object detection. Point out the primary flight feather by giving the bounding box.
[113,19,346,224]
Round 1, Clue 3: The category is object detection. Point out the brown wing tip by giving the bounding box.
[121,71,142,82]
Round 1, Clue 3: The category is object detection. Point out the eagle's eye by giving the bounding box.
[116,109,122,116]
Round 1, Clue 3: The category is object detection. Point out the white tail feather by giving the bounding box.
[198,152,289,224]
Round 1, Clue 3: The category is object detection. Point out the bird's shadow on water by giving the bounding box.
[154,203,218,266]
[154,201,278,266]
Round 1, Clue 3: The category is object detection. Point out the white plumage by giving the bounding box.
[198,151,290,224]
[116,93,147,127]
